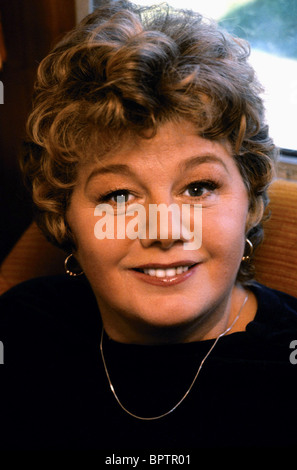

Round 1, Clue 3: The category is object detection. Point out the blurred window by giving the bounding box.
[114,0,297,153]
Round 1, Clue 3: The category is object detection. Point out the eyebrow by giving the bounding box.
[85,154,229,188]
[85,164,134,189]
[179,154,229,173]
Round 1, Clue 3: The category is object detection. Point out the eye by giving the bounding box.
[100,189,134,204]
[184,180,219,198]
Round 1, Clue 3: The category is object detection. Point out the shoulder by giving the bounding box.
[0,274,96,311]
[0,275,100,345]
[247,282,297,340]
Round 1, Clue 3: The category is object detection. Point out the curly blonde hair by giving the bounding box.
[20,0,277,283]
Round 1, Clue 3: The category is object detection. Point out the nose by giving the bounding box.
[140,235,179,250]
[139,201,187,250]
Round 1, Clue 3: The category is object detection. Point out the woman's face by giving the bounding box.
[67,120,251,343]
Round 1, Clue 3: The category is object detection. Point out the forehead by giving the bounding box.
[80,120,234,175]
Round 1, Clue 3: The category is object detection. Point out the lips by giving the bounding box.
[142,266,190,278]
[131,261,198,286]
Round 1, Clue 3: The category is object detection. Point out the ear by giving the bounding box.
[245,197,264,233]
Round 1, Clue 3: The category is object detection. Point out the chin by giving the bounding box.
[133,305,201,333]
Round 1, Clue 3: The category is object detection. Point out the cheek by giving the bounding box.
[75,228,128,272]
[69,211,131,277]
[80,242,127,284]
[201,203,248,260]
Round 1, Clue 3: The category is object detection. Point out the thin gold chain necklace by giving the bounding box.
[100,294,248,421]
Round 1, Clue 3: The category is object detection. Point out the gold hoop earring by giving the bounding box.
[242,238,253,262]
[64,254,84,277]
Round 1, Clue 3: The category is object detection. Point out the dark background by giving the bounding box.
[0,0,76,263]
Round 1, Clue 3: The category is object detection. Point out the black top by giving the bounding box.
[0,275,297,451]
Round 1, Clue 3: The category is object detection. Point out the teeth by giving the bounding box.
[143,266,190,277]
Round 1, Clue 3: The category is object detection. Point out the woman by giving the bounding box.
[0,0,297,450]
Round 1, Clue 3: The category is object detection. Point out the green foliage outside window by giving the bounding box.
[220,0,297,58]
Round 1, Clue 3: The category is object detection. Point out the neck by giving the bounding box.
[98,284,254,345]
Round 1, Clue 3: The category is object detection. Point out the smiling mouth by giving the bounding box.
[133,263,198,278]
